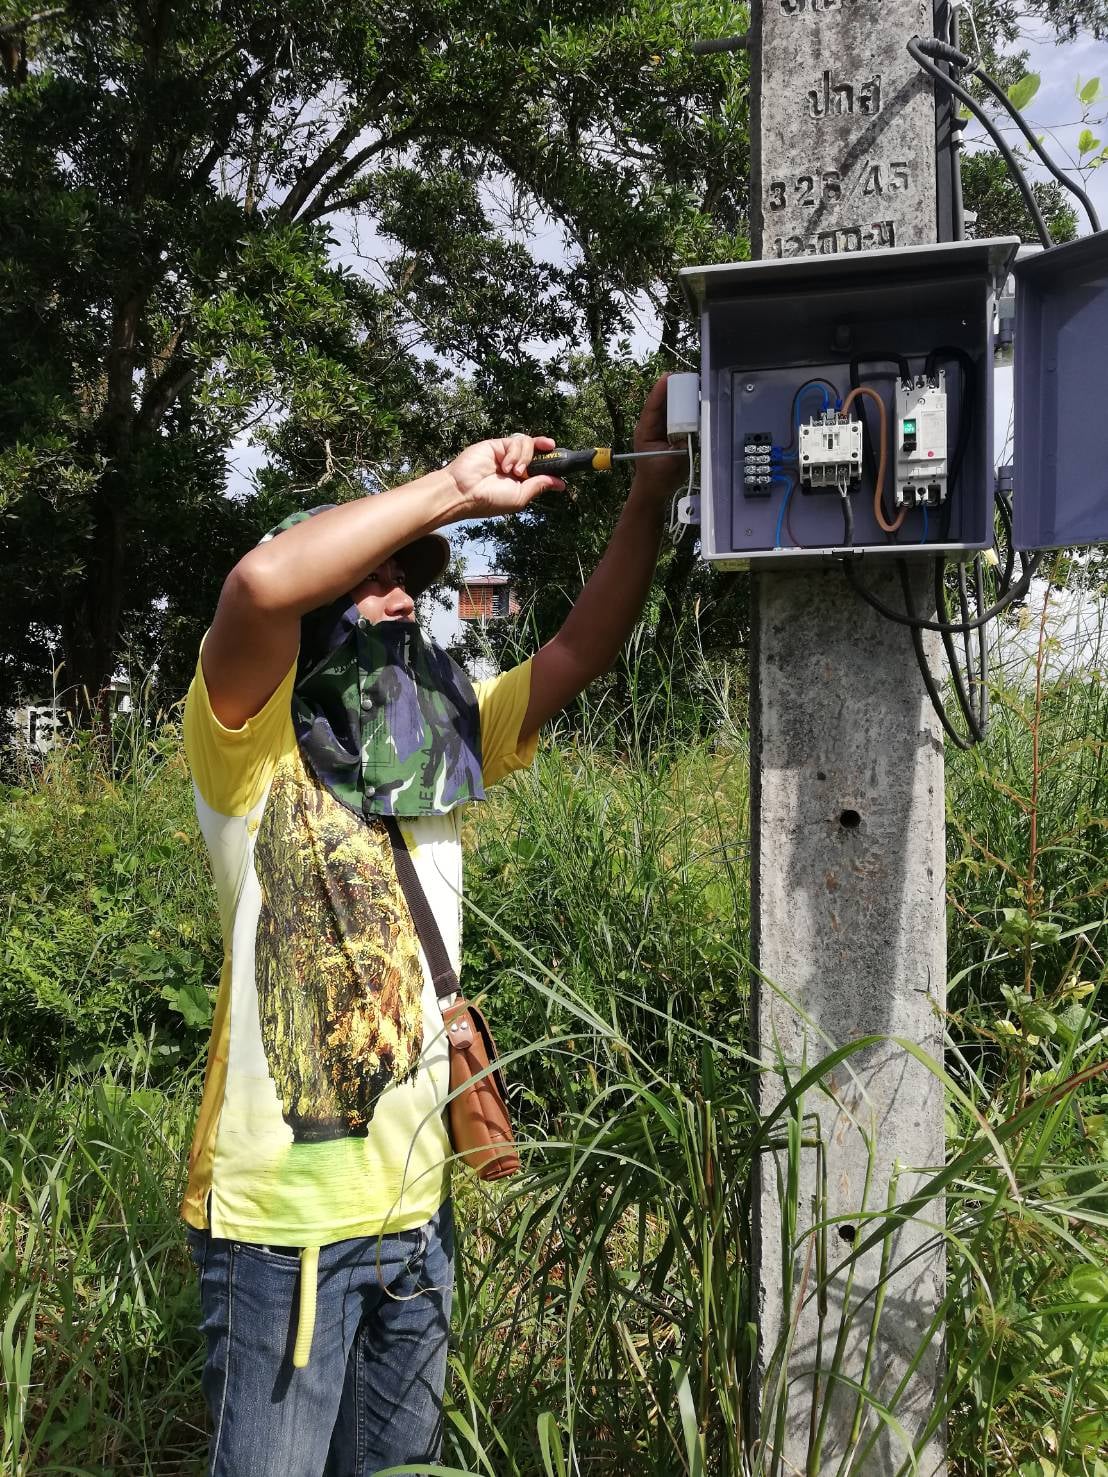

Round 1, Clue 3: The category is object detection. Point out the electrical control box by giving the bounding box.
[679,238,1018,567]
[895,372,948,508]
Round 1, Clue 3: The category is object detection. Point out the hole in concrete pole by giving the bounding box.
[838,1224,857,1244]
[839,809,862,830]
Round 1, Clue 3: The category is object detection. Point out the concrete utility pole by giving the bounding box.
[749,2,948,1472]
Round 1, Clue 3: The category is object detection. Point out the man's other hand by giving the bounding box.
[630,375,689,502]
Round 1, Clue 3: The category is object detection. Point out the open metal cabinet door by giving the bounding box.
[1014,230,1108,550]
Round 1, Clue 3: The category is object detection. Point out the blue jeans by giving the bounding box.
[186,1199,454,1477]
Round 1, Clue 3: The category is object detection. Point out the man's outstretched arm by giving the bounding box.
[521,376,688,740]
[203,436,561,730]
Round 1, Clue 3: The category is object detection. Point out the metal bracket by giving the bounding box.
[675,494,701,526]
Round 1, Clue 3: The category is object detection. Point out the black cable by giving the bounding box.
[907,37,1053,249]
[848,356,906,530]
[839,490,855,547]
[843,549,1042,634]
[947,8,967,241]
[917,35,1101,234]
[924,345,975,541]
[690,35,750,54]
[996,492,1016,586]
[956,562,977,719]
[924,346,974,492]
[899,562,972,750]
[956,560,988,740]
[974,556,991,733]
[852,351,911,384]
[935,558,986,742]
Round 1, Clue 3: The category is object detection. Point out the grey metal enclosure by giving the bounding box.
[680,237,1018,568]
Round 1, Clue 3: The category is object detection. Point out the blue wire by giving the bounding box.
[772,475,796,548]
[921,506,930,543]
[792,382,833,436]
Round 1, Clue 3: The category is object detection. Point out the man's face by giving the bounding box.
[350,556,415,624]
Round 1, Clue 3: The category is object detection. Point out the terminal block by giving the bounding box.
[742,431,774,496]
[798,413,862,491]
[895,371,948,507]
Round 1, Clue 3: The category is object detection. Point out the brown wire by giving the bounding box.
[841,385,904,534]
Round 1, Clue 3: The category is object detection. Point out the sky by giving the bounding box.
[224,16,1108,654]
[987,19,1108,473]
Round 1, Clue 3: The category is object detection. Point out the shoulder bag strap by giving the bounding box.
[383,816,460,1003]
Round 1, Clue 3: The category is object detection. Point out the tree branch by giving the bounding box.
[275,117,362,224]
[104,285,155,452]
[0,8,66,37]
[296,121,424,221]
[138,361,197,436]
[188,60,275,191]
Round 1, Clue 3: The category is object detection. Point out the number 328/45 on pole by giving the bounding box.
[767,161,911,210]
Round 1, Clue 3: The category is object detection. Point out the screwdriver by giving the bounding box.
[526,447,688,477]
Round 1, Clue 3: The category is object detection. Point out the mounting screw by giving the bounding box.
[744,382,755,392]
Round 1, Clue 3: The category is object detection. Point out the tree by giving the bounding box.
[1,0,1099,728]
[960,148,1079,241]
[0,0,748,720]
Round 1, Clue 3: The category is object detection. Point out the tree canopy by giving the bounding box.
[0,0,748,715]
[0,0,1101,723]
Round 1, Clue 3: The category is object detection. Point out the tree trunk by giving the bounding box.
[60,493,127,724]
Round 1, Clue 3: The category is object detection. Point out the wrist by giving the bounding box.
[627,478,675,522]
[407,465,469,528]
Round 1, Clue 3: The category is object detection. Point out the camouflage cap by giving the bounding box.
[260,505,451,598]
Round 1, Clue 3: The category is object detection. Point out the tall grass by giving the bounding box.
[1,612,1106,1476]
[1,1069,204,1474]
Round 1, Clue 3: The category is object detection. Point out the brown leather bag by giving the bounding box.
[385,819,520,1181]
[442,999,520,1179]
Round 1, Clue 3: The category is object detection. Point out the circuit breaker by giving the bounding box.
[679,237,1018,567]
[895,372,948,508]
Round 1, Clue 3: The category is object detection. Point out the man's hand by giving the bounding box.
[629,374,690,503]
[520,373,693,743]
[448,433,565,517]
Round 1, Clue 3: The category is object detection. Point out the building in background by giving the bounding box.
[458,574,518,624]
[5,677,132,756]
[453,574,520,680]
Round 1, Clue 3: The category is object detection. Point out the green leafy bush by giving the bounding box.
[0,714,220,1077]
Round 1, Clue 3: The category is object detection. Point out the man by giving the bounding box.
[181,375,685,1475]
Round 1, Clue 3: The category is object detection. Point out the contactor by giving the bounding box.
[798,413,863,492]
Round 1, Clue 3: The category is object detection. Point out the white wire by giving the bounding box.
[667,433,696,545]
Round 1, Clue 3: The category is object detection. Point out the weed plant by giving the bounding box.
[0,704,219,1077]
[1,1067,204,1473]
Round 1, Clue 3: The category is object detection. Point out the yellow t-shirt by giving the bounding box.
[181,649,537,1245]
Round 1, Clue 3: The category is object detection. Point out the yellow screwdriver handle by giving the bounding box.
[527,447,613,476]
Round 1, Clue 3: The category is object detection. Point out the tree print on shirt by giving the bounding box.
[253,745,424,1143]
